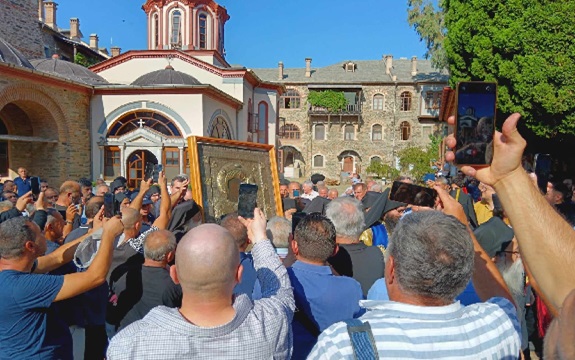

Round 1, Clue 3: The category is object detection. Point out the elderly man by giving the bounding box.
[326,197,384,297]
[14,167,32,197]
[310,188,520,358]
[107,209,295,359]
[279,183,290,199]
[289,181,302,198]
[266,216,291,260]
[95,184,110,197]
[0,213,123,359]
[327,188,339,200]
[54,181,82,232]
[352,183,368,201]
[118,230,178,330]
[301,180,319,201]
[44,187,59,207]
[317,186,329,198]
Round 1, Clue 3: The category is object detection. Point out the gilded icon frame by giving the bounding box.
[187,136,283,222]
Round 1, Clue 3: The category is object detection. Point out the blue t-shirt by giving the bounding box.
[0,270,72,360]
[13,177,31,197]
[288,261,363,359]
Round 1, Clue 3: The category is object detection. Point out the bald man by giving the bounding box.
[118,230,178,330]
[108,209,295,359]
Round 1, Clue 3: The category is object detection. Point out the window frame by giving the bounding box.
[424,91,442,110]
[371,124,383,141]
[343,124,355,141]
[400,91,412,112]
[198,13,208,49]
[281,124,300,140]
[280,89,301,109]
[314,124,326,140]
[170,9,182,49]
[104,146,121,179]
[372,94,384,110]
[313,154,325,168]
[400,121,411,141]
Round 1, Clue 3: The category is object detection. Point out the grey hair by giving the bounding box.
[435,176,449,186]
[266,216,291,248]
[369,183,383,192]
[0,200,13,212]
[302,180,313,189]
[325,197,365,239]
[144,231,177,261]
[386,211,474,302]
[45,208,61,229]
[0,217,36,259]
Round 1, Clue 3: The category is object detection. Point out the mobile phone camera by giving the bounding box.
[461,85,466,92]
[486,85,492,92]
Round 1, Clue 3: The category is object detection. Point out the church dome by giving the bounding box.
[0,37,34,69]
[132,65,202,86]
[30,55,109,85]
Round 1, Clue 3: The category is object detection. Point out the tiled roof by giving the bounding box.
[252,58,448,84]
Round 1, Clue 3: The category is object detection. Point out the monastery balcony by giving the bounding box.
[308,103,362,115]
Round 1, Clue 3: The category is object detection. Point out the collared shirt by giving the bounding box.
[309,297,521,359]
[288,261,363,359]
[301,190,319,201]
[107,240,295,360]
[14,176,31,197]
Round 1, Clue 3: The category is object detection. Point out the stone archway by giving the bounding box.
[0,84,68,181]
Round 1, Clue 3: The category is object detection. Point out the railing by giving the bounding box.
[308,103,361,115]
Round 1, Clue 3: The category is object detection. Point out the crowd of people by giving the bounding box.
[0,112,574,359]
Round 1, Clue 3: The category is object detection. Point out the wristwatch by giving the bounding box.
[65,220,73,225]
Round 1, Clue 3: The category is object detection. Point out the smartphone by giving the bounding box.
[237,183,258,219]
[292,211,307,234]
[30,176,41,196]
[293,189,300,197]
[153,164,163,183]
[454,81,497,166]
[534,154,552,194]
[388,181,437,208]
[104,193,115,218]
[144,162,154,181]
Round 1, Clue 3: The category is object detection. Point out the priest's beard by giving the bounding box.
[383,213,399,236]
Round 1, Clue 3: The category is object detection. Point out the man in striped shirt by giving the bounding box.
[309,187,521,359]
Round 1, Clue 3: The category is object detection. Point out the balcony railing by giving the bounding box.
[308,103,361,115]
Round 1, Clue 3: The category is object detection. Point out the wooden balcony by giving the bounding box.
[308,103,362,115]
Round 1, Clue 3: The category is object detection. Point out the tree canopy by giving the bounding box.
[408,0,575,137]
[407,0,447,69]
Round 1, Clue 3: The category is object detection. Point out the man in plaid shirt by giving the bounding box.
[107,208,295,359]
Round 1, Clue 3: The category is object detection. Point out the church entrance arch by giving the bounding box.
[127,150,158,189]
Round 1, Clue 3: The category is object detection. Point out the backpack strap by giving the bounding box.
[344,319,379,360]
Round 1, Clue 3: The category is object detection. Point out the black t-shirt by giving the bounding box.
[328,242,385,297]
[119,266,178,330]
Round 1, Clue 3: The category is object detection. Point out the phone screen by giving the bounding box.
[144,162,154,181]
[455,82,496,165]
[30,177,40,196]
[104,193,115,218]
[237,184,258,219]
[534,154,552,194]
[293,189,300,198]
[388,181,437,208]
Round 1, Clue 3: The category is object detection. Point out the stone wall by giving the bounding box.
[0,70,92,185]
[0,0,44,59]
[278,84,443,181]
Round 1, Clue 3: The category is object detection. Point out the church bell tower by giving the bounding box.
[142,0,229,56]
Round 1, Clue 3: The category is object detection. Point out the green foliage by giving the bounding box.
[307,90,347,112]
[366,159,400,180]
[74,53,99,67]
[397,132,442,182]
[443,1,575,137]
[407,0,447,69]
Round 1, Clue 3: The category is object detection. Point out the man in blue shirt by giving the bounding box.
[288,213,363,359]
[0,213,123,359]
[13,167,31,197]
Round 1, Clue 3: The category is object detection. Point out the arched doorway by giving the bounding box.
[127,150,158,189]
[338,150,362,175]
[342,156,353,173]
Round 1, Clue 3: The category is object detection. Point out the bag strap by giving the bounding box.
[455,188,461,202]
[344,319,378,360]
[294,309,320,337]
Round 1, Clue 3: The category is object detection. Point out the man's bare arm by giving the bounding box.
[34,231,92,274]
[152,171,171,230]
[129,179,152,211]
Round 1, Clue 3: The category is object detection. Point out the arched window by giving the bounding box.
[257,102,268,144]
[281,124,300,139]
[400,121,411,141]
[247,99,257,133]
[171,10,182,49]
[400,91,412,112]
[209,117,232,139]
[313,155,324,168]
[372,124,383,141]
[314,124,325,140]
[107,111,182,137]
[344,124,355,140]
[370,156,382,164]
[281,89,301,109]
[373,94,384,110]
[199,13,208,49]
[152,13,159,49]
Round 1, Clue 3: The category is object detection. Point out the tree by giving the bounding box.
[397,133,443,182]
[443,1,575,137]
[307,90,347,112]
[74,53,99,67]
[366,159,400,180]
[407,0,447,69]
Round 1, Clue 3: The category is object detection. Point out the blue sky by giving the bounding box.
[55,0,429,68]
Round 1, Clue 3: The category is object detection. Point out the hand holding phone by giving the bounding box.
[103,193,115,218]
[153,164,163,184]
[237,184,258,219]
[30,177,41,196]
[454,82,497,166]
[534,154,552,194]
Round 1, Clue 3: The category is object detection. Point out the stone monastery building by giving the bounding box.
[0,0,447,185]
